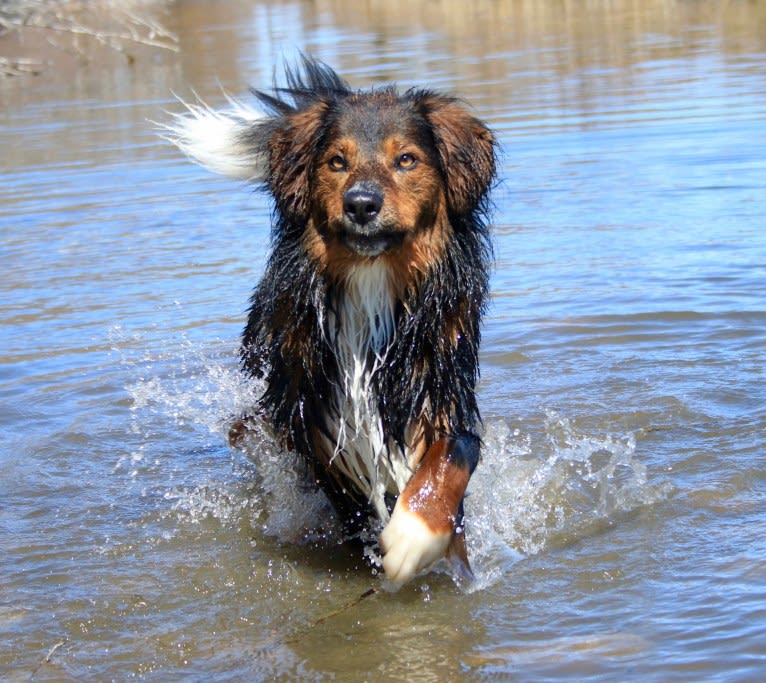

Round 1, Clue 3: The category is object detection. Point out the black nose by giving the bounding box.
[343,187,383,226]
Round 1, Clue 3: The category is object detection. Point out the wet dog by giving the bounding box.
[164,57,496,585]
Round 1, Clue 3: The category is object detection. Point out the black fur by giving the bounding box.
[240,57,495,521]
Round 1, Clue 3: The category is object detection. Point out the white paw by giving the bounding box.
[380,503,451,586]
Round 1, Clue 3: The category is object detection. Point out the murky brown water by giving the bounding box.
[2,1,766,680]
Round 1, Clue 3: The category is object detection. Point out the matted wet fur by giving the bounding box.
[164,57,496,586]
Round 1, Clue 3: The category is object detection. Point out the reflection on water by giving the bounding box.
[2,0,766,680]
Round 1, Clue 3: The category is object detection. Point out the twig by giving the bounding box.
[45,640,66,663]
[314,587,378,626]
[285,587,378,643]
[29,638,67,679]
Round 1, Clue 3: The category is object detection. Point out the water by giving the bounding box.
[2,0,765,679]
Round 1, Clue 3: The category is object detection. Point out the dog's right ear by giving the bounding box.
[159,96,269,182]
[265,101,329,223]
[161,96,328,223]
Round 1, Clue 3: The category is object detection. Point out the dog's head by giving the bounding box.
[164,57,495,282]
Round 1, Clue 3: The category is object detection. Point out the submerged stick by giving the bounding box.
[284,587,378,644]
[30,638,67,678]
[45,640,66,663]
[313,587,378,626]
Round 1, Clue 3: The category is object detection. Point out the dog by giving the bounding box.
[164,57,496,585]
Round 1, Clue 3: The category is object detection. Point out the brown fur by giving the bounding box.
[398,439,473,535]
[175,60,497,582]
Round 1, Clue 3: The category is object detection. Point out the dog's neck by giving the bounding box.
[332,259,395,418]
[337,260,395,358]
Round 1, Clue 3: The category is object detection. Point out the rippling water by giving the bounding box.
[2,1,765,680]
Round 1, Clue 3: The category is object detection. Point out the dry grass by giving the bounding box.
[0,0,177,76]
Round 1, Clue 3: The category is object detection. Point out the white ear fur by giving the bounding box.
[159,94,268,182]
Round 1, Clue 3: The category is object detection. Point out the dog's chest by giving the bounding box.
[323,262,413,521]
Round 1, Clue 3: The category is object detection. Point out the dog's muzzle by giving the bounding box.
[341,183,403,256]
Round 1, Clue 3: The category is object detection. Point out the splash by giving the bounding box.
[114,326,671,588]
[466,410,673,589]
[112,324,339,539]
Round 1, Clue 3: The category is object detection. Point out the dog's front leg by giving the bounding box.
[380,434,479,586]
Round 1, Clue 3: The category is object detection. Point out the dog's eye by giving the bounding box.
[328,155,347,172]
[396,153,418,170]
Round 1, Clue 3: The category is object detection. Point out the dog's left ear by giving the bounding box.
[419,96,496,215]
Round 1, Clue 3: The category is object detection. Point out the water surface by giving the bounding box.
[2,1,765,680]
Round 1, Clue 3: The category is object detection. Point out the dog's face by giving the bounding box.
[312,95,444,260]
[166,65,495,286]
[266,90,495,283]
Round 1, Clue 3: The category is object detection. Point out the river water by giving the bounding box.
[2,0,765,680]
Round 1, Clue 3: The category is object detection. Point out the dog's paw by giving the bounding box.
[380,502,451,586]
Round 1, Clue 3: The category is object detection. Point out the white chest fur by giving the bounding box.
[322,261,413,522]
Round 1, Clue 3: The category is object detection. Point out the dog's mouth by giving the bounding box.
[339,228,404,257]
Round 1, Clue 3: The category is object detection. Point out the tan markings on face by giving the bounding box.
[378,136,451,288]
[304,132,451,288]
[311,137,359,237]
[378,136,441,233]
